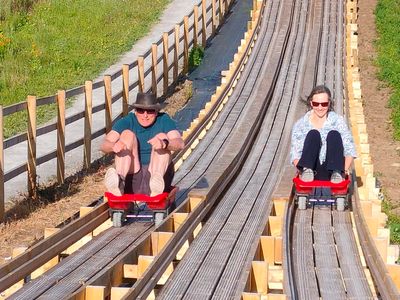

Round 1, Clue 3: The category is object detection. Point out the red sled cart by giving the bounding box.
[293,175,352,211]
[105,187,178,227]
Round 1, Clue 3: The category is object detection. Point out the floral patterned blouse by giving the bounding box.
[290,111,357,165]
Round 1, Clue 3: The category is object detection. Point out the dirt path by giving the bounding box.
[358,0,400,211]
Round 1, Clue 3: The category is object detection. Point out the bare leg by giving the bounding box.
[115,130,140,179]
[148,148,171,196]
[148,148,171,177]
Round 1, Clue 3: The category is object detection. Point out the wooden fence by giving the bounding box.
[0,0,235,221]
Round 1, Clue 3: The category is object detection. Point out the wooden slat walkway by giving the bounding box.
[9,223,152,299]
[333,211,374,299]
[292,209,319,299]
[313,207,347,299]
[157,0,315,296]
[172,0,281,206]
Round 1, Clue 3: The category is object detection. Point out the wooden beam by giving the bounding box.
[56,90,66,184]
[162,32,169,95]
[387,264,400,290]
[193,5,199,47]
[268,216,282,237]
[173,212,188,231]
[183,16,189,73]
[137,56,145,93]
[201,0,207,46]
[123,264,138,279]
[173,24,180,81]
[241,292,261,300]
[122,64,129,116]
[251,261,268,293]
[260,236,275,264]
[138,255,154,278]
[84,81,93,169]
[104,75,112,133]
[189,196,204,211]
[274,237,282,264]
[151,231,173,255]
[110,287,129,300]
[27,95,37,197]
[86,285,106,300]
[272,198,287,217]
[151,44,158,96]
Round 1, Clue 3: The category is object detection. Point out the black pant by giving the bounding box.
[297,130,344,180]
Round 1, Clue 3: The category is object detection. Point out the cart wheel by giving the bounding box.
[154,212,164,226]
[337,198,345,212]
[113,211,123,227]
[298,196,307,210]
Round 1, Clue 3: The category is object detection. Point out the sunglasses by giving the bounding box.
[311,101,329,107]
[136,108,157,115]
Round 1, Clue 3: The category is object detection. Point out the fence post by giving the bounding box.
[84,81,93,169]
[163,32,169,95]
[183,16,189,74]
[57,90,65,184]
[27,95,37,198]
[138,57,145,93]
[219,0,224,24]
[212,0,216,35]
[0,106,3,222]
[174,24,180,82]
[202,0,207,46]
[151,44,158,97]
[104,75,112,133]
[122,64,129,116]
[193,5,199,48]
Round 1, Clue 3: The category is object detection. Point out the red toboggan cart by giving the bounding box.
[105,187,178,227]
[293,175,352,211]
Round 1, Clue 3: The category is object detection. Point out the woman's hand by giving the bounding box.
[293,159,299,167]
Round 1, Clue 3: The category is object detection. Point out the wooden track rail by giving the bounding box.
[0,203,109,292]
[281,0,400,298]
[1,0,262,298]
[2,0,400,298]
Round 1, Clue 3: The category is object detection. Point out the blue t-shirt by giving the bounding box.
[112,112,177,165]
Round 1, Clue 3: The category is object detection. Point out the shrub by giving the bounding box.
[188,45,204,72]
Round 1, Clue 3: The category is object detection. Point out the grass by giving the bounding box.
[375,0,400,140]
[381,192,400,245]
[0,0,170,138]
[375,0,400,247]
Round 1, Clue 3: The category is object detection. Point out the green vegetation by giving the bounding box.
[382,193,400,244]
[188,45,204,72]
[0,0,169,137]
[375,0,400,140]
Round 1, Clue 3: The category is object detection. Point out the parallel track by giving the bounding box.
[2,0,399,299]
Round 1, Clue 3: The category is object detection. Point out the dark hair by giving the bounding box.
[307,85,334,111]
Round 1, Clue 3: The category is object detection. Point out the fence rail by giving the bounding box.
[0,0,235,221]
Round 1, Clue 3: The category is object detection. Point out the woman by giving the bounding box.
[290,85,356,183]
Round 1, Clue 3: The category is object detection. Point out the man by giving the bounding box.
[101,92,185,196]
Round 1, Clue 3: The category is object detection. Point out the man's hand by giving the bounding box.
[112,140,127,153]
[148,136,166,150]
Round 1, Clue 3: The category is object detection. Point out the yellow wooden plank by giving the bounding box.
[110,287,129,300]
[85,285,106,300]
[260,236,275,264]
[251,261,268,293]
